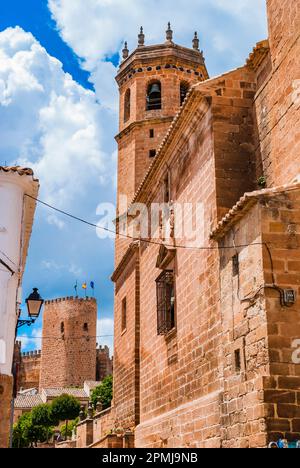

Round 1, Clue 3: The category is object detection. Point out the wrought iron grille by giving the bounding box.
[156,270,175,335]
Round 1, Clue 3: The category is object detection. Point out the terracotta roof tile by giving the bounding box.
[42,388,88,398]
[14,394,43,409]
[0,166,35,177]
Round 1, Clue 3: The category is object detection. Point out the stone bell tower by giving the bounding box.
[115,24,209,263]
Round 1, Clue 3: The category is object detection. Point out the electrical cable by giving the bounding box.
[0,258,15,276]
[0,249,17,267]
[17,335,114,340]
[24,192,300,252]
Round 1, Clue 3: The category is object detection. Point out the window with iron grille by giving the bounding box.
[156,270,175,335]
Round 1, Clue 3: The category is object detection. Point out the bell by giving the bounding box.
[149,83,161,95]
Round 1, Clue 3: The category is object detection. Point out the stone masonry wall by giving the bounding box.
[254,0,300,187]
[96,346,113,382]
[218,203,269,448]
[0,373,13,448]
[261,187,300,442]
[19,351,41,390]
[214,186,300,447]
[136,95,223,448]
[113,253,140,430]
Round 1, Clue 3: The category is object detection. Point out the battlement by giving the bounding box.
[97,345,110,354]
[21,350,41,359]
[44,296,96,305]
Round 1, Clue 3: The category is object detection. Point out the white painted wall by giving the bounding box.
[0,171,36,377]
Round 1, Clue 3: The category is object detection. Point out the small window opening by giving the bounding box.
[235,349,242,373]
[150,129,154,138]
[124,89,131,122]
[122,298,127,332]
[149,149,156,158]
[164,173,170,203]
[232,254,239,277]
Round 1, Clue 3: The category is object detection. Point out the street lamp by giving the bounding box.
[17,288,44,329]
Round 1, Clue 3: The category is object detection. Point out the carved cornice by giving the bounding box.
[111,241,140,283]
[115,116,174,142]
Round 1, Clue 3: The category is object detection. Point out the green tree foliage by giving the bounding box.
[51,394,81,439]
[60,417,79,439]
[13,412,48,448]
[13,395,81,447]
[91,375,113,410]
[31,404,58,442]
[31,404,58,427]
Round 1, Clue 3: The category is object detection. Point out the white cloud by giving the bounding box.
[97,317,114,354]
[18,327,43,351]
[48,0,267,77]
[41,259,83,277]
[0,26,116,221]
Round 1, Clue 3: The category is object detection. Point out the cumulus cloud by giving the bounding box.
[48,0,267,78]
[0,26,116,221]
[18,327,43,351]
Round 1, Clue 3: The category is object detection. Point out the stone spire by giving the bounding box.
[166,22,173,43]
[122,41,129,60]
[138,27,145,47]
[193,32,200,51]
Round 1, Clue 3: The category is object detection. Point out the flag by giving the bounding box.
[90,281,95,290]
[82,282,87,290]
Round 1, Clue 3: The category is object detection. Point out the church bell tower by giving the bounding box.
[115,24,209,263]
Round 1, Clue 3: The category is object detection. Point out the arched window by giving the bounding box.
[180,82,190,106]
[124,89,131,122]
[146,81,162,111]
[60,322,64,334]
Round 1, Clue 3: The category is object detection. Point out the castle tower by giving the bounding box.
[39,297,97,390]
[115,25,209,263]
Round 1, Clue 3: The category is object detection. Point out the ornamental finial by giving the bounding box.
[122,41,129,60]
[138,26,145,47]
[193,31,200,51]
[166,22,173,42]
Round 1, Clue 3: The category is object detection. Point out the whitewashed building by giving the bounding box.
[0,166,39,448]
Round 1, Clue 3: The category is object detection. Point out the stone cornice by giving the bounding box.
[116,43,207,85]
[246,40,270,72]
[115,116,174,142]
[111,241,140,283]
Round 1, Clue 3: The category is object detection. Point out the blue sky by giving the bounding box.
[0,0,268,353]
